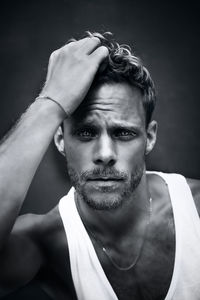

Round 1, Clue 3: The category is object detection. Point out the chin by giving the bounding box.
[79,187,127,211]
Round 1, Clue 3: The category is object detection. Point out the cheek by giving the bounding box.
[120,139,146,156]
[118,141,146,166]
[64,142,92,170]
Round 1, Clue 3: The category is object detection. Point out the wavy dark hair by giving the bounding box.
[69,31,156,126]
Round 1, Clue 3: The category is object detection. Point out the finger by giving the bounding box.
[68,37,90,47]
[59,37,91,54]
[90,46,109,66]
[77,37,101,55]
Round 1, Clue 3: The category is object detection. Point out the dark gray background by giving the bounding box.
[0,0,199,298]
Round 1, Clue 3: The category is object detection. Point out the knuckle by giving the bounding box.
[76,54,88,65]
[56,47,70,59]
[49,50,58,60]
[65,41,75,50]
[58,48,65,56]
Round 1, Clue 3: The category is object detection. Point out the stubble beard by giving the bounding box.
[66,162,145,211]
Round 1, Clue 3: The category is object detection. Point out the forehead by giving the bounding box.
[69,83,145,127]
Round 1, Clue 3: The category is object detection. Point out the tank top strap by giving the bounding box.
[59,188,118,300]
[147,171,200,299]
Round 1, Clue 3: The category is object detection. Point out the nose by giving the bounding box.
[93,134,117,167]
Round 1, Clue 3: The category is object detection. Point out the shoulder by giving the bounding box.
[0,213,48,296]
[0,206,72,298]
[10,205,62,242]
[0,208,61,266]
[38,205,67,247]
[147,171,200,216]
[186,177,200,216]
[18,206,66,253]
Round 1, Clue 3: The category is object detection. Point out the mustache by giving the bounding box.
[80,168,128,181]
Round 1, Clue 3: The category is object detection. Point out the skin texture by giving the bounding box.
[0,36,200,300]
[0,36,108,252]
[47,83,200,299]
[62,83,157,211]
[42,37,109,115]
[0,37,109,299]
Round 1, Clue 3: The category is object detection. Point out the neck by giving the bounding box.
[75,172,150,242]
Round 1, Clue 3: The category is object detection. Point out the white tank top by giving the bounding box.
[59,172,200,300]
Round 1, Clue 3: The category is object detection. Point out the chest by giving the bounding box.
[42,178,177,300]
[91,215,175,300]
[43,212,175,300]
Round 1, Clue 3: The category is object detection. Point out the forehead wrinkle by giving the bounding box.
[81,103,113,112]
[72,109,144,130]
[81,98,121,110]
[84,102,144,126]
[70,83,146,127]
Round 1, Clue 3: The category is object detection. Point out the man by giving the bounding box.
[0,32,200,300]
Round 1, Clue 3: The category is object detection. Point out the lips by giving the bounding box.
[87,177,123,181]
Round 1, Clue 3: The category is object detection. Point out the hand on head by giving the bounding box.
[39,37,109,117]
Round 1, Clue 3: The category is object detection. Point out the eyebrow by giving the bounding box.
[71,119,142,131]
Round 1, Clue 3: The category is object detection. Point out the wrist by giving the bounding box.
[34,96,67,123]
[36,95,68,118]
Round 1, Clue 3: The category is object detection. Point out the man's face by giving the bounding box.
[61,83,155,210]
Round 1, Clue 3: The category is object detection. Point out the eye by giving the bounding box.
[113,129,137,141]
[75,127,97,141]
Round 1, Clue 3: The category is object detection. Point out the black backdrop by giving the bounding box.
[0,0,200,297]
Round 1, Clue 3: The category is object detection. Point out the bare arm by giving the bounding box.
[0,37,108,291]
[187,178,200,216]
[0,99,64,246]
[0,214,45,296]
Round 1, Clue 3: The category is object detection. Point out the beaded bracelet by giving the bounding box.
[36,95,68,117]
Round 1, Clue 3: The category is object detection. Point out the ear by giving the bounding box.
[54,125,65,156]
[145,120,157,155]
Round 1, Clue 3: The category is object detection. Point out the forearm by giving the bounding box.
[0,98,64,246]
[0,36,108,248]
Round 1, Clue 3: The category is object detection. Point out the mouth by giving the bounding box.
[86,177,124,190]
[87,177,124,181]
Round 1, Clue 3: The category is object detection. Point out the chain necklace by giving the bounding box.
[76,194,152,271]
